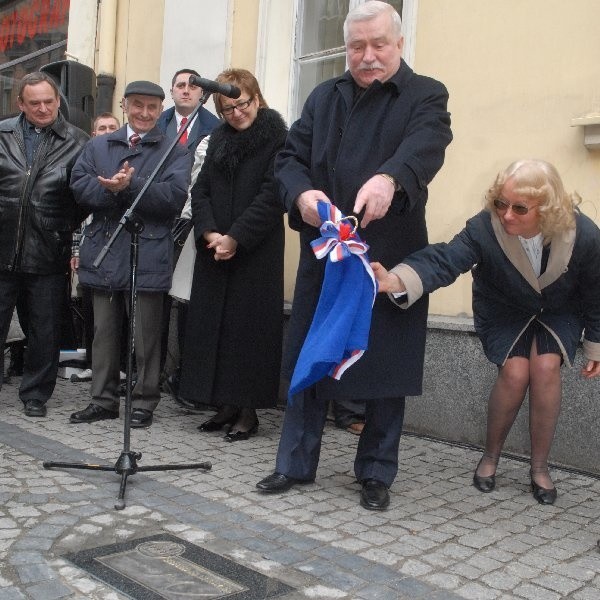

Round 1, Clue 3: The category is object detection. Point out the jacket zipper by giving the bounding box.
[12,130,50,270]
[12,132,32,271]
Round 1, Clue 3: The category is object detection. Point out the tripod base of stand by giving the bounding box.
[44,452,212,510]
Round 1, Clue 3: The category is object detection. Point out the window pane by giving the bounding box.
[388,0,403,18]
[0,0,70,119]
[299,0,350,56]
[296,54,347,115]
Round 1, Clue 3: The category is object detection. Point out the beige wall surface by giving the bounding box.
[112,0,165,118]
[159,0,230,113]
[415,0,600,316]
[230,0,260,72]
[97,0,600,315]
[251,0,600,312]
[66,0,97,67]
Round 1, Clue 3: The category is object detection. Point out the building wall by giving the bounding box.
[112,0,165,117]
[405,318,600,475]
[249,0,600,313]
[415,0,600,317]
[159,0,230,115]
[230,0,260,72]
[69,0,600,315]
[65,0,96,67]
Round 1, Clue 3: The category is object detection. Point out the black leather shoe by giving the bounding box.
[130,408,153,428]
[224,420,258,442]
[473,473,496,493]
[256,472,312,493]
[198,419,227,432]
[360,479,390,511]
[24,399,47,417]
[531,475,557,505]
[70,403,119,423]
[197,407,239,432]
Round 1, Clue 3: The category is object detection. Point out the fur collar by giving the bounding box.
[209,108,287,172]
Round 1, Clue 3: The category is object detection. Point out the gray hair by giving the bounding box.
[343,1,402,43]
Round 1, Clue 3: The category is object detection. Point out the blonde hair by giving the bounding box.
[485,159,581,241]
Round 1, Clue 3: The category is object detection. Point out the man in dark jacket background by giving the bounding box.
[0,72,88,418]
[156,68,219,402]
[257,0,453,510]
[69,80,190,428]
[156,68,219,154]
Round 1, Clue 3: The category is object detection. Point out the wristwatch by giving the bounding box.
[378,173,402,192]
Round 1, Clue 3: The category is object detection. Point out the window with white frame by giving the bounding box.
[292,0,405,118]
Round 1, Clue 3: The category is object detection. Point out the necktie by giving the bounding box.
[178,117,188,146]
[129,133,141,148]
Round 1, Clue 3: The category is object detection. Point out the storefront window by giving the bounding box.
[0,0,70,119]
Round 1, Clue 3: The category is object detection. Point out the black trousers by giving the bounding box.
[0,271,66,403]
[275,387,406,487]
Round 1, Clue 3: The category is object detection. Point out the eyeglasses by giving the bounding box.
[221,98,253,115]
[493,197,536,216]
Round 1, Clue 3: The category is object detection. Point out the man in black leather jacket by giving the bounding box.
[0,72,88,417]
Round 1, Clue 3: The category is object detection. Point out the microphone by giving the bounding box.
[188,76,241,99]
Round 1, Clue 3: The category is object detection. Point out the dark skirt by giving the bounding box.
[508,319,561,359]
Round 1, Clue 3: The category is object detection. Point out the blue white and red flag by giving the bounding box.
[288,201,377,398]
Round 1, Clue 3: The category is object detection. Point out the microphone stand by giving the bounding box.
[44,93,213,510]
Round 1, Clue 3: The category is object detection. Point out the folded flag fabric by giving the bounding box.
[288,201,377,398]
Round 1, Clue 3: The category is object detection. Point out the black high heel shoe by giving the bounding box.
[224,419,259,443]
[473,472,496,493]
[472,453,498,493]
[198,419,227,432]
[530,471,557,505]
[197,406,239,432]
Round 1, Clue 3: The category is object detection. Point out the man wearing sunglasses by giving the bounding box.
[371,159,600,506]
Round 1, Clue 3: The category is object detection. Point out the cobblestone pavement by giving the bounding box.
[1,374,599,600]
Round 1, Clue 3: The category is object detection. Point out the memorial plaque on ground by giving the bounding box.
[65,533,294,599]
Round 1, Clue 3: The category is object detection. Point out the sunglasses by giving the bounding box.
[221,98,253,115]
[493,197,536,216]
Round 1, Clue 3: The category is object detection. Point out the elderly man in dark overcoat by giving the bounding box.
[69,81,190,428]
[256,1,453,510]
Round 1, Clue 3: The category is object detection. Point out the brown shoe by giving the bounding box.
[346,422,364,435]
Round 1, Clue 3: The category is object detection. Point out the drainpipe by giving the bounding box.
[96,0,118,113]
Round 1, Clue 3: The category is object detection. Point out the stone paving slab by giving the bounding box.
[0,374,599,599]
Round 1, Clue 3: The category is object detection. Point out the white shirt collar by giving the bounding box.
[175,111,197,130]
[126,125,147,140]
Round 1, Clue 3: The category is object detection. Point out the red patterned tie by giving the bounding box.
[129,133,141,148]
[179,117,188,146]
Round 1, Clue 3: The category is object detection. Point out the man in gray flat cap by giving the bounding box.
[68,80,191,427]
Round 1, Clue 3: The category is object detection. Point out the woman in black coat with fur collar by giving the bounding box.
[179,69,287,441]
